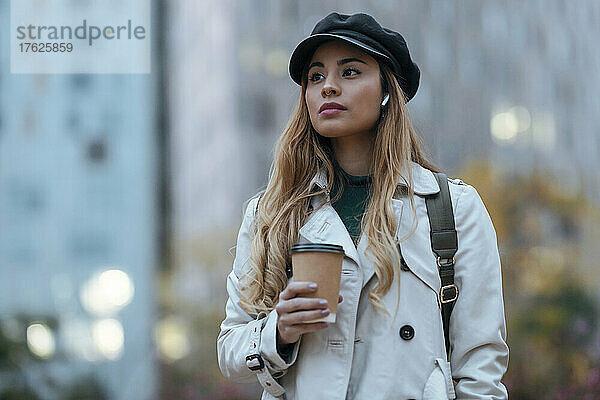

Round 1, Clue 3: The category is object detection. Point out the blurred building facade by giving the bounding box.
[0,1,163,399]
[167,0,600,311]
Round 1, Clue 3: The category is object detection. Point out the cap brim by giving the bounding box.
[288,33,392,85]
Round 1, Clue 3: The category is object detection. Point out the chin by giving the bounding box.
[314,126,350,138]
[315,122,377,139]
[312,120,349,136]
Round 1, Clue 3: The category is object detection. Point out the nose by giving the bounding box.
[321,80,339,98]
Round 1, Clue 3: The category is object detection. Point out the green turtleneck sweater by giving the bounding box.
[330,167,373,246]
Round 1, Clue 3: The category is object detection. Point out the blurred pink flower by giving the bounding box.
[588,368,600,387]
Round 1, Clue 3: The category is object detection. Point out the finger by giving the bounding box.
[338,294,343,303]
[282,308,330,325]
[297,321,330,334]
[279,321,328,343]
[276,297,328,315]
[282,320,330,336]
[279,281,318,301]
[286,308,331,325]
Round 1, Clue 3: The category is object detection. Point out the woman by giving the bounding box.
[217,12,509,400]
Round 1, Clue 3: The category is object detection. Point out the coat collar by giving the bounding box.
[308,161,440,196]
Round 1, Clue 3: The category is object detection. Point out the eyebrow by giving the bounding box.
[308,57,367,71]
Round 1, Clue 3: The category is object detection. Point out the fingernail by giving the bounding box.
[321,309,330,315]
[319,299,328,305]
[309,283,317,289]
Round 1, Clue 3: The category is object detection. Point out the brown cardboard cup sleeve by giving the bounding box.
[290,243,344,323]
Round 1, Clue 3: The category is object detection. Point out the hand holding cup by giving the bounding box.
[276,282,343,345]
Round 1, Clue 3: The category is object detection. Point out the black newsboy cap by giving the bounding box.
[289,12,420,102]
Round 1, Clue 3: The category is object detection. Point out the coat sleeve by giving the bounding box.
[216,197,301,383]
[450,184,509,399]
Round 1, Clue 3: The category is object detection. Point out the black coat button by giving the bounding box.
[399,324,414,340]
[400,257,410,271]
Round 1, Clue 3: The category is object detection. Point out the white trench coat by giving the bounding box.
[217,162,509,399]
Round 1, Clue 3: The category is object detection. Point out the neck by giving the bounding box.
[330,131,375,176]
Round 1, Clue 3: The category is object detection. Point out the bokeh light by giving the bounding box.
[92,318,125,360]
[509,105,531,133]
[26,323,55,359]
[155,316,190,363]
[80,269,135,316]
[265,48,288,77]
[491,111,519,144]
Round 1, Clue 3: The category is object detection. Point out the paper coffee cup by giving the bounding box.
[290,243,344,323]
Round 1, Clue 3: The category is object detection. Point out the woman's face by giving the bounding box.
[305,40,384,140]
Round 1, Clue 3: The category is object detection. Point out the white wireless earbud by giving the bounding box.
[381,93,389,107]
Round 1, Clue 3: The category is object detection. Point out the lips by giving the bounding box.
[319,102,347,113]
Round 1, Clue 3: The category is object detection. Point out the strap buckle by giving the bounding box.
[436,256,455,268]
[246,353,265,371]
[440,284,459,304]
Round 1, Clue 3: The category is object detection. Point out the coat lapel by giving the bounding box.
[299,171,360,267]
[298,203,361,268]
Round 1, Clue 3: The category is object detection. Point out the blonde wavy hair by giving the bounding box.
[238,62,439,318]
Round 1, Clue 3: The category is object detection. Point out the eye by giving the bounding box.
[308,72,323,83]
[342,67,360,77]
